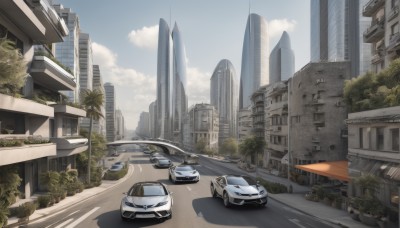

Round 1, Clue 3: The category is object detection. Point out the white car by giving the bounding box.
[210,175,268,207]
[120,182,173,221]
[169,165,200,183]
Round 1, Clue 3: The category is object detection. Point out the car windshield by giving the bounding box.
[226,176,257,186]
[111,165,121,169]
[128,184,167,197]
[176,166,194,171]
[158,159,170,164]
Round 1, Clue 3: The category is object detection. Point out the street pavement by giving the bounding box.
[6,153,397,228]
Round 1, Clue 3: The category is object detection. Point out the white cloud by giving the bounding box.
[268,19,297,38]
[186,67,211,106]
[128,25,159,50]
[92,42,156,130]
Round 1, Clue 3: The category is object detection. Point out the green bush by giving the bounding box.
[16,202,36,218]
[103,167,128,180]
[256,177,288,194]
[37,195,52,208]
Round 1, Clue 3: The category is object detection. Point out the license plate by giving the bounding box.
[136,214,155,218]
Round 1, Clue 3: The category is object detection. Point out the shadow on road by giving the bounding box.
[96,209,171,228]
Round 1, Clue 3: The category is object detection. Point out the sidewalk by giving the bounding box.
[6,164,135,228]
[203,154,397,228]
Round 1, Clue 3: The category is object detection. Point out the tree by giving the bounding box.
[219,138,238,156]
[0,38,27,96]
[239,136,266,164]
[81,89,104,184]
[195,138,207,153]
[0,165,22,227]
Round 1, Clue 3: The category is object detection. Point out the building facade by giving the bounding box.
[149,101,157,139]
[104,82,115,142]
[289,61,351,184]
[239,13,269,109]
[269,31,295,84]
[238,108,253,142]
[115,109,125,140]
[91,65,106,136]
[210,59,238,146]
[136,112,150,138]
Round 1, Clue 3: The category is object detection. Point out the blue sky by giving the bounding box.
[56,0,310,130]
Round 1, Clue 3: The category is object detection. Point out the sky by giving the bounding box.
[56,0,310,130]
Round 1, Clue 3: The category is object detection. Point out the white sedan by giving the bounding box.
[168,165,200,183]
[210,175,268,207]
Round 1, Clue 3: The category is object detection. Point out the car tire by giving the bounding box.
[167,211,172,219]
[223,192,231,207]
[210,184,217,198]
[121,215,129,222]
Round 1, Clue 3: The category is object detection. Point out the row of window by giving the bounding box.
[359,127,399,151]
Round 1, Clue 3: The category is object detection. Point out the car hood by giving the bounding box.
[226,185,263,194]
[175,170,197,176]
[126,195,169,205]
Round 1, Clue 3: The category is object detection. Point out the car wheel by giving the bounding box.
[169,174,172,181]
[223,192,231,207]
[121,215,129,222]
[210,184,217,198]
[167,211,172,219]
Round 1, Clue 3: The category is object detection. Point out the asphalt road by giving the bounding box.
[27,150,338,228]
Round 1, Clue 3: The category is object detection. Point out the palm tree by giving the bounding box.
[81,89,104,184]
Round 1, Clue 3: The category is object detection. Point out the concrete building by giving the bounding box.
[362,0,400,73]
[136,112,150,138]
[91,65,106,136]
[269,31,295,84]
[289,61,351,184]
[149,101,157,139]
[0,0,87,199]
[104,82,115,142]
[53,4,80,102]
[115,109,125,140]
[239,13,269,109]
[310,0,365,77]
[184,104,219,152]
[346,106,400,215]
[238,108,253,142]
[210,59,238,146]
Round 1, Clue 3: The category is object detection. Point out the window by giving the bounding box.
[359,128,364,149]
[377,127,384,151]
[391,128,399,151]
[391,22,399,37]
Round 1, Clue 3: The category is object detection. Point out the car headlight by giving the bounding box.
[234,192,242,196]
[125,201,135,207]
[155,201,168,207]
[175,171,182,175]
[192,171,197,174]
[259,190,265,195]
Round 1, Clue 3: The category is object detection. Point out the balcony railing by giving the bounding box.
[371,49,384,64]
[387,6,399,22]
[364,19,385,43]
[387,33,400,54]
[362,0,385,17]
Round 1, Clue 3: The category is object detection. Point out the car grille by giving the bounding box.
[135,204,154,209]
[176,176,196,180]
[240,193,258,196]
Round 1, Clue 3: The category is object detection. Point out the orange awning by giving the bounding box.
[295,160,349,182]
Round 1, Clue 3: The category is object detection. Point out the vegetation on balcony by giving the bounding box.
[0,165,22,227]
[34,50,73,75]
[0,136,51,147]
[0,38,27,97]
[344,59,400,112]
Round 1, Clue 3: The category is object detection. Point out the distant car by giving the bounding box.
[114,161,125,168]
[120,181,173,221]
[149,151,160,156]
[109,164,124,172]
[111,152,119,157]
[210,175,268,208]
[169,165,200,184]
[155,159,172,168]
[150,155,166,163]
[143,149,152,154]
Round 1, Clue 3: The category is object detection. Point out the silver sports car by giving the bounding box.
[210,175,268,207]
[168,165,200,183]
[120,182,173,221]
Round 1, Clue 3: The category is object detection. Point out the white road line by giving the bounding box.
[139,164,142,172]
[67,210,80,217]
[289,218,307,228]
[132,164,135,172]
[54,218,73,228]
[186,186,192,191]
[64,207,100,228]
[32,209,67,225]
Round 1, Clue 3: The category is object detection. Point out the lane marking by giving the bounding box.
[139,164,142,172]
[64,207,100,228]
[186,186,192,191]
[31,208,67,224]
[289,218,307,228]
[54,218,73,228]
[67,210,80,217]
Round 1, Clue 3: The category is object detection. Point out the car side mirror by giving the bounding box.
[123,192,127,195]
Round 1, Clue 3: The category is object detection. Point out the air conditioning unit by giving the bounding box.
[314,145,321,151]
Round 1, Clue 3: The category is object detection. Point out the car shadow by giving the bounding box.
[95,209,171,227]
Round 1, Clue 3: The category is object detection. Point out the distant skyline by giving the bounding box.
[55,0,310,129]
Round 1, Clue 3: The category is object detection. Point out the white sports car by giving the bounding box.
[210,175,268,207]
[168,165,200,183]
[120,182,173,221]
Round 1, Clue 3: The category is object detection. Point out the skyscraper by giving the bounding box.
[172,22,188,144]
[269,31,295,84]
[54,4,80,102]
[239,13,269,109]
[92,65,105,136]
[156,18,172,140]
[78,32,93,94]
[310,0,364,77]
[104,82,115,142]
[210,59,238,144]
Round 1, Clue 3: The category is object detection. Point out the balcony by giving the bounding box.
[371,49,384,64]
[53,104,86,117]
[364,19,385,43]
[387,33,400,54]
[50,137,88,157]
[0,93,54,117]
[310,99,325,106]
[362,0,385,17]
[30,56,76,92]
[0,136,56,166]
[387,6,399,22]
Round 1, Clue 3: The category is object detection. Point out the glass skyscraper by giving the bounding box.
[269,31,295,83]
[239,13,269,109]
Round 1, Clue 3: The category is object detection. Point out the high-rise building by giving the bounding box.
[210,59,238,145]
[156,18,172,140]
[358,0,372,75]
[78,32,93,94]
[239,13,269,109]
[149,101,157,138]
[310,0,364,77]
[136,112,150,138]
[115,109,125,140]
[92,65,106,136]
[172,23,188,145]
[269,31,295,84]
[54,4,80,102]
[104,82,115,142]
